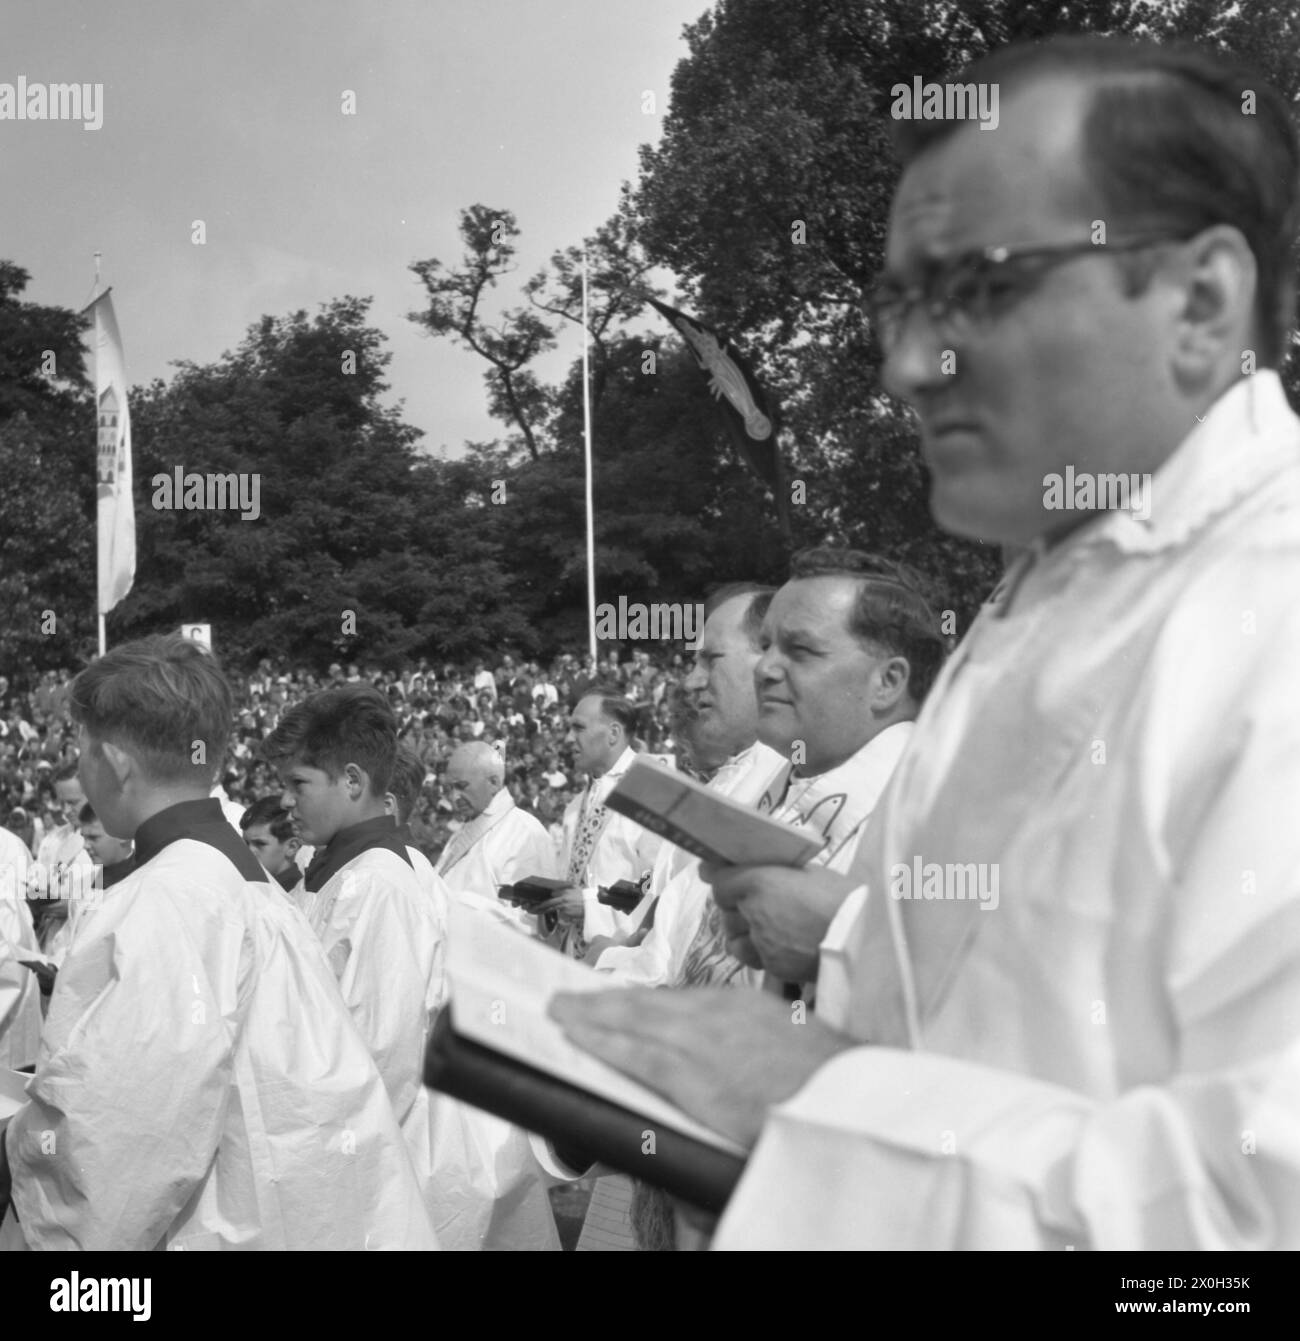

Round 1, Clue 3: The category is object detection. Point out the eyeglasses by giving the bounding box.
[865,233,1192,352]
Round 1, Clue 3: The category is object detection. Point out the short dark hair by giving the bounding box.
[388,742,427,827]
[240,794,296,842]
[579,688,639,738]
[787,548,947,705]
[891,35,1300,366]
[77,801,97,825]
[263,684,397,798]
[704,582,778,650]
[53,759,82,784]
[70,634,233,785]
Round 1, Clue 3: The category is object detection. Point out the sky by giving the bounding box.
[1,0,710,455]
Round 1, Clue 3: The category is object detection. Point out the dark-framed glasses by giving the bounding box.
[866,233,1193,351]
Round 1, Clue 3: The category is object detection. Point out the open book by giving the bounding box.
[424,903,747,1212]
[606,754,824,866]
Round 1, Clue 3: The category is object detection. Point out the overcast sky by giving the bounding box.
[1,0,708,454]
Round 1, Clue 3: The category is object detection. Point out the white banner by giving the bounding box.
[92,289,135,615]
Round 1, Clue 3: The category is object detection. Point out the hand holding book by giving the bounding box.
[425,906,752,1210]
[548,985,855,1151]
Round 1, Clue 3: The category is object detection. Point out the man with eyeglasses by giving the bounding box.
[549,35,1300,1249]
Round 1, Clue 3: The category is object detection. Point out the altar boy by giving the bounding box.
[266,686,489,1246]
[0,636,436,1250]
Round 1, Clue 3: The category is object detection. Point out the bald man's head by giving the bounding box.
[446,741,506,819]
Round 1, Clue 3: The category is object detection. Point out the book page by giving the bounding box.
[606,755,824,867]
[446,903,747,1157]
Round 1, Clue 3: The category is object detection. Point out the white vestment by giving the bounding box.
[2,799,436,1249]
[0,828,42,1070]
[32,822,85,874]
[560,747,665,943]
[30,825,92,966]
[407,835,560,1249]
[305,826,556,1250]
[594,742,786,987]
[715,371,1300,1250]
[407,842,451,1006]
[437,790,558,936]
[210,783,245,830]
[596,727,911,991]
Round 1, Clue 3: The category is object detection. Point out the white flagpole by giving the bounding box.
[94,251,105,658]
[582,252,597,663]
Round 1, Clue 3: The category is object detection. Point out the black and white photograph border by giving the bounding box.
[0,0,1295,1312]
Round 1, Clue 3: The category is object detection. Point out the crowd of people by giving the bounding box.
[1,648,687,870]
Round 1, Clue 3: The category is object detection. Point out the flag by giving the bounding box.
[90,289,135,615]
[645,296,789,536]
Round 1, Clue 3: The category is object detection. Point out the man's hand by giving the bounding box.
[536,885,585,922]
[701,863,859,982]
[549,987,854,1148]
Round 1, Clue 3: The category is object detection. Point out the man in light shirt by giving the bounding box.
[591,582,782,986]
[30,761,92,963]
[437,740,557,934]
[553,34,1300,1249]
[596,557,940,995]
[543,692,663,958]
[718,548,940,996]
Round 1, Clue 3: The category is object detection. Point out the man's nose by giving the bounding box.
[754,648,780,686]
[879,309,957,407]
[279,790,294,811]
[683,662,706,693]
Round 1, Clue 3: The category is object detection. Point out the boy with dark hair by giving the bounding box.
[265,685,467,1243]
[77,801,134,889]
[238,794,302,895]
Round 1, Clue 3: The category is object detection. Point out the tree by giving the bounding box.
[409,200,792,643]
[632,0,1300,631]
[409,207,558,462]
[0,264,96,678]
[119,298,528,666]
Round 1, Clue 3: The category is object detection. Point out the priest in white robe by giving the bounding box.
[545,693,664,956]
[437,741,557,936]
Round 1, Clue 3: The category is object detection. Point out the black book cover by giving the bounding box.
[423,1005,746,1213]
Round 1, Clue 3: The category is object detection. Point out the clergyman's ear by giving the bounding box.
[872,656,911,712]
[99,740,134,786]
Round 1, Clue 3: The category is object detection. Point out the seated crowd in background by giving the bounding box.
[0,647,688,873]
